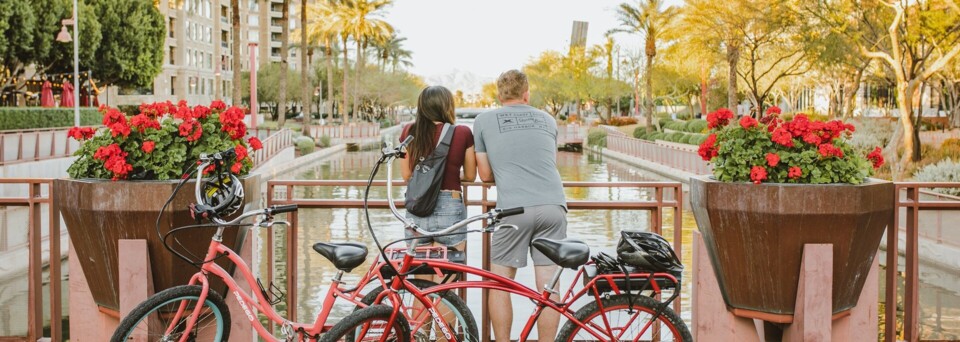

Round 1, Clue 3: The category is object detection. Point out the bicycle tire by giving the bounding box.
[320,304,412,342]
[357,278,479,342]
[111,285,231,342]
[555,294,691,342]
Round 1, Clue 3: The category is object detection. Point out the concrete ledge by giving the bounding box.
[252,144,346,182]
[588,146,699,188]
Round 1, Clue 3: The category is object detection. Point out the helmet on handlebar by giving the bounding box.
[200,172,245,217]
[616,230,683,277]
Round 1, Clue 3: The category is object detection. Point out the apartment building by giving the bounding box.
[107,0,299,106]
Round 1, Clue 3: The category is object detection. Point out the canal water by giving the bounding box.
[269,138,960,341]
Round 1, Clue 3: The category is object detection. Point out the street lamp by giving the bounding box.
[56,0,80,127]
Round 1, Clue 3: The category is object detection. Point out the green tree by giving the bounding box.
[231,0,241,104]
[0,0,72,91]
[90,0,164,88]
[685,0,748,111]
[855,0,960,165]
[41,1,102,76]
[305,0,341,119]
[341,0,394,119]
[243,63,303,120]
[611,0,678,131]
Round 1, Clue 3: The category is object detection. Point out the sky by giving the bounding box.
[385,0,684,81]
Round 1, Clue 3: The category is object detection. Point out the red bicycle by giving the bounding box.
[348,139,693,342]
[111,150,412,342]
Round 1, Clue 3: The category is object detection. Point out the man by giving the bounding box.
[474,69,567,342]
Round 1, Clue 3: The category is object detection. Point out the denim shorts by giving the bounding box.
[405,191,467,247]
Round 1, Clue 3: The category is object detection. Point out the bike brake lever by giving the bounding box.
[261,220,290,228]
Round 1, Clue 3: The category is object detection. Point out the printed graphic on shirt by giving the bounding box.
[497,112,548,133]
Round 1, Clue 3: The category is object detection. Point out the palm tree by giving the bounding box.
[373,34,408,72]
[610,0,678,132]
[306,0,341,122]
[300,0,311,137]
[278,0,290,127]
[340,0,394,121]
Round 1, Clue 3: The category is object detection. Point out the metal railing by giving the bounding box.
[887,183,960,342]
[265,180,684,342]
[0,127,93,166]
[251,128,293,167]
[0,179,62,341]
[605,133,711,175]
[307,123,381,141]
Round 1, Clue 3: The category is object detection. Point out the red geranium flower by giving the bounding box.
[178,119,203,142]
[130,114,161,133]
[193,105,211,119]
[765,153,780,167]
[818,143,844,158]
[68,127,96,140]
[142,140,155,153]
[210,100,226,111]
[867,147,884,169]
[771,127,794,147]
[235,144,248,161]
[706,108,734,129]
[698,133,718,161]
[739,115,758,129]
[103,108,131,137]
[94,143,123,161]
[765,106,782,116]
[248,136,263,150]
[788,166,803,179]
[802,132,822,146]
[231,161,243,174]
[750,166,768,184]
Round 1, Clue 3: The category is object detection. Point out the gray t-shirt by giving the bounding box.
[474,104,566,209]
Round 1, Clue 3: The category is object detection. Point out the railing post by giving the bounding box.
[49,181,62,341]
[27,182,43,341]
[903,186,920,342]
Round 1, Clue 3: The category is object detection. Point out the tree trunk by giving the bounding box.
[726,44,740,112]
[353,41,363,121]
[842,74,863,119]
[300,0,310,138]
[278,0,289,127]
[231,0,241,105]
[341,35,350,124]
[326,38,335,123]
[645,53,654,132]
[897,82,922,164]
[700,60,708,117]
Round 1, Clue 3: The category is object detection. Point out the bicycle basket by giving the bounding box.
[616,230,683,278]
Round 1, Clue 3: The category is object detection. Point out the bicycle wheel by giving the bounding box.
[321,304,411,342]
[357,278,478,342]
[555,294,691,342]
[111,285,230,342]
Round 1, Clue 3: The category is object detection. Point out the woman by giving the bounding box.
[399,85,476,252]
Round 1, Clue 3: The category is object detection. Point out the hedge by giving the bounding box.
[684,119,708,133]
[587,127,608,148]
[0,107,101,130]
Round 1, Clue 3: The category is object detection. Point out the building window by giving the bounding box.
[171,76,177,96]
[248,0,258,11]
[200,78,206,95]
[208,79,214,95]
[206,53,212,69]
[249,30,259,43]
[221,5,229,23]
[271,32,281,42]
[169,46,176,65]
[271,47,280,57]
[169,18,176,38]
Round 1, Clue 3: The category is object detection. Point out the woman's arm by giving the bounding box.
[400,154,412,181]
[476,153,494,183]
[461,146,477,182]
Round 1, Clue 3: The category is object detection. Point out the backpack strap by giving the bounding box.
[433,123,455,156]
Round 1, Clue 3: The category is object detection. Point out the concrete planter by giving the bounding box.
[689,176,893,317]
[55,176,259,311]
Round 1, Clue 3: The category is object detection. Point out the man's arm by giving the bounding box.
[476,152,495,183]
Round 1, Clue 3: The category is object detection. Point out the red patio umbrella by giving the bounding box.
[41,81,54,107]
[61,80,75,107]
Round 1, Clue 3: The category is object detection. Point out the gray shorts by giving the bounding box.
[491,205,567,268]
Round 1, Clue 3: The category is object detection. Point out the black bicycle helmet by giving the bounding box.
[201,172,244,217]
[591,252,622,274]
[616,230,683,277]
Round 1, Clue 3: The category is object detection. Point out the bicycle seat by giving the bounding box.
[312,242,368,272]
[531,238,590,269]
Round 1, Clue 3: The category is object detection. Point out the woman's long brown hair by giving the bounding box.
[407,86,456,169]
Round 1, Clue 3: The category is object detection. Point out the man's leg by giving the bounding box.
[489,264,517,342]
[534,265,561,342]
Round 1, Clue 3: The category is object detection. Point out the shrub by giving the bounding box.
[607,116,639,126]
[587,128,607,148]
[912,158,960,196]
[688,134,708,146]
[318,135,332,148]
[848,118,896,152]
[633,126,648,140]
[648,132,665,141]
[663,121,686,131]
[666,132,685,142]
[678,135,691,144]
[295,136,316,155]
[685,119,708,133]
[0,107,101,130]
[677,112,692,120]
[942,138,960,149]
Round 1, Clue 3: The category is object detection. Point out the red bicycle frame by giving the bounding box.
[367,252,680,342]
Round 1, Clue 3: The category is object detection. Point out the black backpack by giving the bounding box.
[405,123,455,217]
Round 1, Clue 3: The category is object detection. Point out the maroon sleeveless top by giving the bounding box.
[400,123,474,191]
